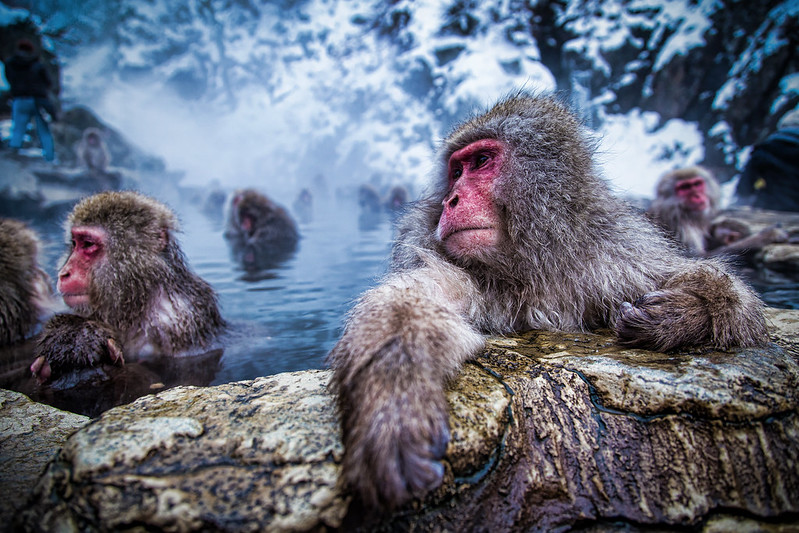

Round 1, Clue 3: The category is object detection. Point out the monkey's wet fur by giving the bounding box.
[327,92,768,511]
[33,191,225,382]
[0,218,54,346]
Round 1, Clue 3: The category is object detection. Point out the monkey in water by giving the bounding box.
[0,218,58,346]
[649,166,786,256]
[224,188,299,269]
[327,93,769,511]
[31,191,225,382]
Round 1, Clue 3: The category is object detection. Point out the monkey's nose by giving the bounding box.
[447,194,459,209]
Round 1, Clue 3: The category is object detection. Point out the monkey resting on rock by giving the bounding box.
[327,93,769,511]
[32,191,226,382]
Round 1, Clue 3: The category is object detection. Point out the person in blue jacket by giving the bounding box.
[3,39,56,162]
[736,109,799,212]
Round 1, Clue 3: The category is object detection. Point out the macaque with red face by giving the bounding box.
[328,93,769,511]
[224,188,299,269]
[32,191,225,382]
[649,166,786,256]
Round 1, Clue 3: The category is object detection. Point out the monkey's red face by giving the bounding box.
[675,176,709,212]
[58,226,107,310]
[437,139,505,259]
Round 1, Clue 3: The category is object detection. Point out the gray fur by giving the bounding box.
[35,191,225,378]
[328,93,768,511]
[0,218,53,345]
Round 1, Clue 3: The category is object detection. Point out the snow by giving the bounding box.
[597,109,704,198]
[0,3,29,26]
[11,0,733,201]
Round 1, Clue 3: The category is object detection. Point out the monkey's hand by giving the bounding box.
[753,226,789,245]
[615,263,768,351]
[32,314,124,383]
[327,276,484,510]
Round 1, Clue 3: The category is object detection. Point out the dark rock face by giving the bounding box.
[8,309,799,532]
[527,1,799,183]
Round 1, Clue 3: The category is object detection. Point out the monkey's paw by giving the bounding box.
[615,290,705,352]
[32,314,123,383]
[342,388,450,510]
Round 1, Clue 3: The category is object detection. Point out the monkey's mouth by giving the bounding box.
[441,226,495,241]
[61,293,89,308]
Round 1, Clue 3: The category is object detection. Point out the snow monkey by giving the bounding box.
[649,166,786,256]
[31,191,225,381]
[223,188,299,269]
[0,218,57,346]
[327,93,769,510]
[76,127,110,173]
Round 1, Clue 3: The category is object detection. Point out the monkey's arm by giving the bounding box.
[31,314,123,383]
[327,264,484,510]
[615,260,769,351]
[707,225,788,257]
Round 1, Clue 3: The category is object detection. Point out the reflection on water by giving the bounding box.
[204,195,395,384]
[0,193,395,416]
[2,191,798,417]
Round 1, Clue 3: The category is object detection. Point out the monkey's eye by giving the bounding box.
[77,239,100,255]
[451,167,463,181]
[474,153,489,169]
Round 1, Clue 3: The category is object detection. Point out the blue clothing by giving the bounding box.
[736,127,799,212]
[9,97,54,161]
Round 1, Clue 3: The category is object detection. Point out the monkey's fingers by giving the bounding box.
[106,338,124,365]
[340,374,450,510]
[615,296,685,352]
[30,356,52,383]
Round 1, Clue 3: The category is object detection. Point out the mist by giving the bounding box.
[42,0,780,202]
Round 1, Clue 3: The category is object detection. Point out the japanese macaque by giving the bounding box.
[649,166,786,256]
[224,188,299,269]
[293,188,314,224]
[358,183,383,213]
[385,184,410,213]
[327,93,769,510]
[31,191,225,382]
[357,183,384,230]
[75,127,110,173]
[0,219,57,346]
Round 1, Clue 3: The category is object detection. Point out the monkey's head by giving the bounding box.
[655,166,719,216]
[58,191,180,319]
[0,218,41,273]
[82,127,103,146]
[709,218,751,246]
[434,93,599,266]
[229,189,283,239]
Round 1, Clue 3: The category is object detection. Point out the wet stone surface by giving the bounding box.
[4,309,799,532]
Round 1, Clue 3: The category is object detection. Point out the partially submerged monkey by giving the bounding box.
[0,218,57,346]
[328,93,769,511]
[32,191,225,381]
[224,188,299,269]
[649,166,786,256]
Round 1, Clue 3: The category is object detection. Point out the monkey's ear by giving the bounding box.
[158,228,170,251]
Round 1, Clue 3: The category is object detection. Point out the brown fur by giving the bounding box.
[34,191,225,379]
[648,166,720,254]
[327,93,769,510]
[224,188,299,268]
[0,218,55,345]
